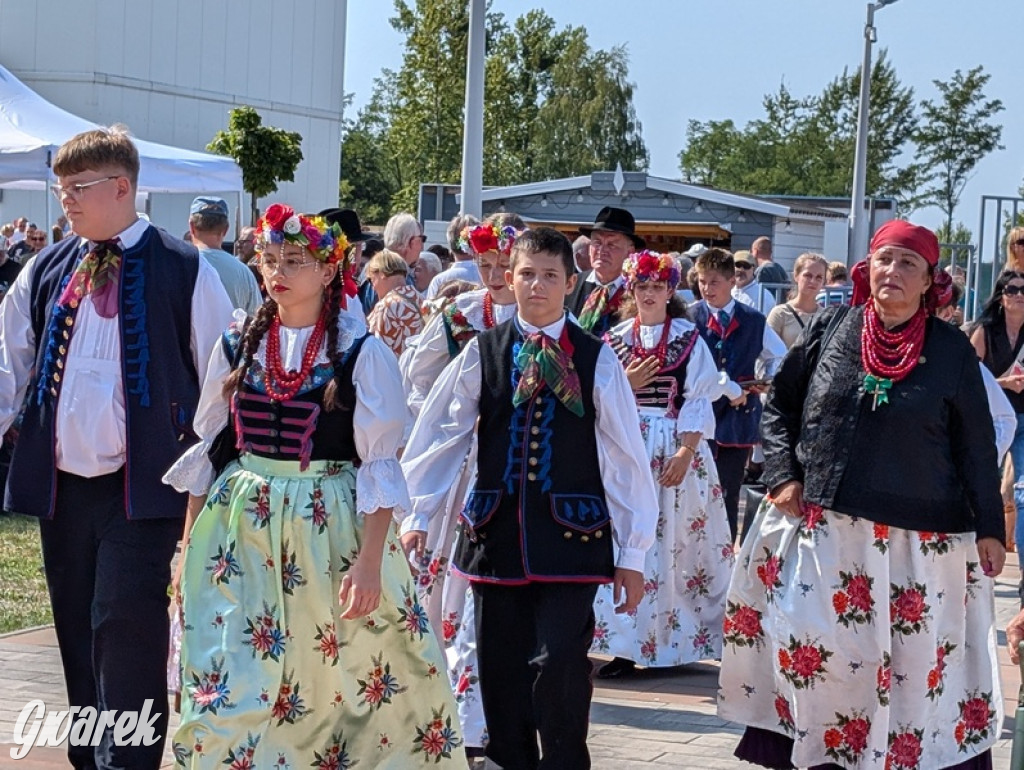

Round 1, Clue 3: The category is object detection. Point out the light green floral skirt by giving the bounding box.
[173,454,464,769]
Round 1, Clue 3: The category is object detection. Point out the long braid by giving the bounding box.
[221,299,277,398]
[322,271,346,411]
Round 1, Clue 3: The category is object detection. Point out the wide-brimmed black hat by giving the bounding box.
[578,206,645,250]
[318,208,372,242]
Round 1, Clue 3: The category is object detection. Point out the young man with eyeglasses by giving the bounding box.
[0,126,233,769]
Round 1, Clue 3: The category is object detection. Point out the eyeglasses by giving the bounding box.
[49,176,121,201]
[1004,284,1024,296]
[258,254,319,278]
[27,236,46,243]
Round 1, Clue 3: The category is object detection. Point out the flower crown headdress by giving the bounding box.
[256,203,357,304]
[622,250,681,290]
[458,223,518,256]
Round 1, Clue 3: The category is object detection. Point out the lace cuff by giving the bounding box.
[677,397,713,435]
[356,458,411,520]
[162,441,216,496]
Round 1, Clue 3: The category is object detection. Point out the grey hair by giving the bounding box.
[416,251,443,275]
[572,235,590,255]
[383,212,421,251]
[447,213,479,255]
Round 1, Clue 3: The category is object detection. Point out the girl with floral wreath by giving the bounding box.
[591,251,735,678]
[165,203,464,768]
[718,220,1004,770]
[398,214,523,759]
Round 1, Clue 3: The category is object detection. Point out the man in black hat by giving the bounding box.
[567,206,645,335]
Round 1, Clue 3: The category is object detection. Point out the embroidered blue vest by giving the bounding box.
[691,301,765,447]
[454,319,614,583]
[6,226,201,520]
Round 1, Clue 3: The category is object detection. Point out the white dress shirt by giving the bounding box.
[163,310,411,521]
[611,317,720,438]
[424,260,481,300]
[401,312,658,573]
[0,219,234,477]
[404,288,517,420]
[699,298,788,401]
[733,281,777,313]
[980,363,1015,460]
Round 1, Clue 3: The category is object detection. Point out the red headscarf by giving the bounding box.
[850,220,952,313]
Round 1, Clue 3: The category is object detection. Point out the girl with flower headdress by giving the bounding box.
[397,213,522,757]
[165,204,463,768]
[591,251,735,678]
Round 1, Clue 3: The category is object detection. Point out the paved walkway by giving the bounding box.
[1,564,1021,769]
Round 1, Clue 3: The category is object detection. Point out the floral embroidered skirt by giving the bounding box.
[173,454,464,769]
[408,453,488,748]
[592,411,735,666]
[717,500,1002,769]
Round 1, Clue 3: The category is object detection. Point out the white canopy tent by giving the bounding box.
[0,64,243,229]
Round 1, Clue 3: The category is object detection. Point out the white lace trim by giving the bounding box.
[453,288,516,331]
[356,458,411,519]
[677,397,713,434]
[626,317,698,348]
[162,441,217,496]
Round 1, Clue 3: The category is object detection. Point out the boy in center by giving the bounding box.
[402,227,658,769]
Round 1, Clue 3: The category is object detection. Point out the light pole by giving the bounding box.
[849,0,899,264]
[460,0,486,217]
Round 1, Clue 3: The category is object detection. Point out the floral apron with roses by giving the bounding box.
[718,501,1002,769]
[173,455,464,769]
[592,408,734,666]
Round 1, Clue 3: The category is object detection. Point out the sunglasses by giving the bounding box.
[1004,284,1024,296]
[1014,239,1024,247]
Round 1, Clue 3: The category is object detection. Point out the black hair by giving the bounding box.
[976,270,1024,328]
[509,227,574,277]
[619,292,690,320]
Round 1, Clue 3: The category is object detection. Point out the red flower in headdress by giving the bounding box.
[263,203,292,231]
[468,226,499,255]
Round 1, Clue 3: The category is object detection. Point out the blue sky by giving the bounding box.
[344,0,1023,236]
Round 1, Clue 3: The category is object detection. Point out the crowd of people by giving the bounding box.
[0,123,1020,770]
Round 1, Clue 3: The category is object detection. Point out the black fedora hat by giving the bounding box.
[579,206,645,250]
[318,208,372,242]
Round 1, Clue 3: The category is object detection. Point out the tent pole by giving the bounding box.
[45,150,54,240]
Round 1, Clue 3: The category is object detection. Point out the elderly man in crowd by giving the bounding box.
[8,224,46,264]
[732,250,777,313]
[412,250,442,296]
[425,213,480,299]
[359,212,424,313]
[567,206,646,335]
[188,196,262,314]
[572,234,591,272]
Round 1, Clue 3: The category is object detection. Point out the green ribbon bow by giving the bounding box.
[863,374,893,410]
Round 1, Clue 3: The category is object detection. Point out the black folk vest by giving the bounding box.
[454,319,614,583]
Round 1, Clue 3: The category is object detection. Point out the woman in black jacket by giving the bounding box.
[718,220,1005,770]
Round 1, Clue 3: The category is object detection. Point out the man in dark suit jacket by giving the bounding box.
[566,206,645,335]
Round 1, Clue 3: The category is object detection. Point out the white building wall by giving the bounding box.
[771,218,825,272]
[0,0,347,237]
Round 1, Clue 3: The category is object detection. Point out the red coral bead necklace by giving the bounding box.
[631,314,673,368]
[264,305,329,401]
[860,301,926,410]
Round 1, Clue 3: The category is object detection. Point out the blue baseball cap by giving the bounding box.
[190,196,229,217]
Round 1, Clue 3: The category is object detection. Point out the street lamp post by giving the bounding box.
[460,0,486,217]
[849,0,899,264]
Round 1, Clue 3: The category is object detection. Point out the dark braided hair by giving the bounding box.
[321,267,347,412]
[222,298,277,399]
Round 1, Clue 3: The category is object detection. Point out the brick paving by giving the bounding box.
[0,565,1020,769]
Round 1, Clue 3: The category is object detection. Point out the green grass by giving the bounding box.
[0,515,52,633]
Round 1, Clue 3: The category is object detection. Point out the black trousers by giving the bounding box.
[38,470,180,770]
[474,581,599,770]
[711,443,750,544]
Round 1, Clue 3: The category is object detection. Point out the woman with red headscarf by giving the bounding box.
[718,220,1006,770]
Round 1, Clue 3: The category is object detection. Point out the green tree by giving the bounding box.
[339,111,397,226]
[208,106,303,225]
[934,220,973,266]
[914,66,1004,237]
[348,2,648,217]
[677,51,922,206]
